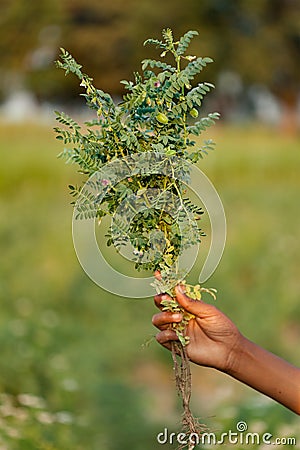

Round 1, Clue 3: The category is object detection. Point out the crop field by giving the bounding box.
[0,121,299,449]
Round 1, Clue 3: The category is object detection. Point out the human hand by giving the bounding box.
[152,285,243,373]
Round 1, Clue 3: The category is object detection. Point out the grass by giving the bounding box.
[0,121,299,448]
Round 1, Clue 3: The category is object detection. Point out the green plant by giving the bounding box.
[55,28,219,448]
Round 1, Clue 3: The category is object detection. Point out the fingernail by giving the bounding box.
[172,313,182,320]
[177,285,185,294]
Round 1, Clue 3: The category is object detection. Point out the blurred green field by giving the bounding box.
[0,121,299,449]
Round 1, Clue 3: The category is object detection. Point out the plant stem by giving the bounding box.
[170,341,206,449]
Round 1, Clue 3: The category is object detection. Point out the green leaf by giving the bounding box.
[143,38,165,49]
[177,30,199,56]
[55,28,220,281]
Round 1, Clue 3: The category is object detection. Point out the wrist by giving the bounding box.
[222,332,250,375]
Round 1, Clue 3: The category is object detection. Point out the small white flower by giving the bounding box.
[6,427,20,439]
[36,411,55,425]
[62,378,79,392]
[55,411,73,424]
[17,394,45,409]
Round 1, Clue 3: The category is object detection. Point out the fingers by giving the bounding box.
[154,270,162,281]
[152,309,181,350]
[154,287,216,319]
[156,329,178,348]
[154,293,172,309]
[152,311,182,329]
[175,285,216,317]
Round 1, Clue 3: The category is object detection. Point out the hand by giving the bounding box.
[152,285,242,373]
[153,284,300,414]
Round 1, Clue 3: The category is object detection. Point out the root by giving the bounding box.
[154,276,217,448]
[171,342,207,450]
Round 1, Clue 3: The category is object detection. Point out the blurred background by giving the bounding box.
[0,0,300,448]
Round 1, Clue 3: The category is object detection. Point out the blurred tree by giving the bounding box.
[0,0,61,69]
[0,0,299,126]
[0,0,64,99]
[56,0,136,99]
[185,0,300,129]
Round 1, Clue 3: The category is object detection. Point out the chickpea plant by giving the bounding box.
[55,29,219,447]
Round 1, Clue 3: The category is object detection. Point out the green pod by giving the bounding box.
[156,113,168,124]
[190,108,199,118]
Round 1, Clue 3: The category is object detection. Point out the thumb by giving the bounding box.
[175,285,215,318]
